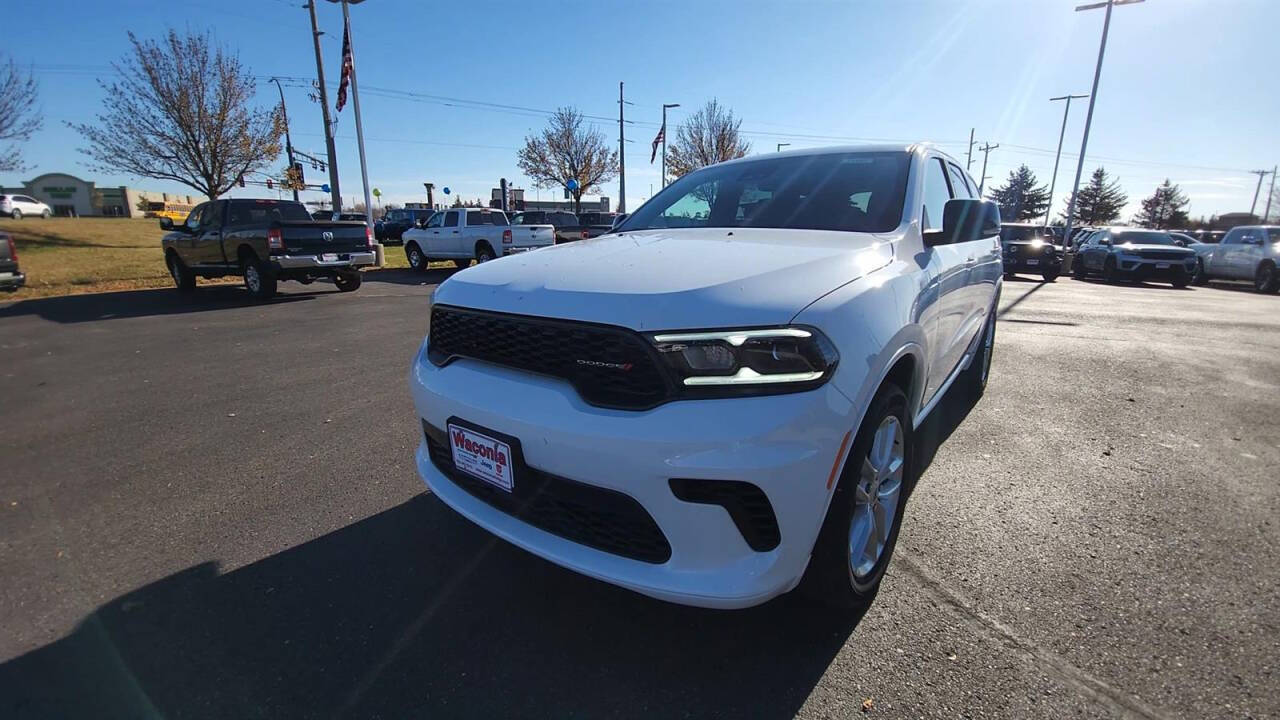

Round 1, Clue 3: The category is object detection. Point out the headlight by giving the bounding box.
[649,326,839,396]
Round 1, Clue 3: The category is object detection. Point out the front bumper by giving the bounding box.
[409,350,854,609]
[0,270,25,290]
[273,251,376,270]
[1002,255,1061,273]
[1116,257,1196,281]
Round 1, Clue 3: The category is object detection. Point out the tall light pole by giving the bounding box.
[1265,164,1277,223]
[306,0,341,212]
[661,103,679,188]
[1046,94,1088,225]
[1249,169,1271,218]
[270,78,300,203]
[1061,0,1144,248]
[777,143,791,152]
[618,82,632,214]
[977,142,998,195]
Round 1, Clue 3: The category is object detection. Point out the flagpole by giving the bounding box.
[337,0,381,265]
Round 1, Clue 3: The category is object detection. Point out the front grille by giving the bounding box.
[428,305,671,409]
[424,422,672,564]
[669,478,781,551]
[1138,250,1188,261]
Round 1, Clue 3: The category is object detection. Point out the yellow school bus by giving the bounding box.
[145,201,194,222]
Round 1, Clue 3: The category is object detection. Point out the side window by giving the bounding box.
[443,211,459,228]
[185,203,207,231]
[1240,230,1261,246]
[510,213,524,225]
[1220,230,1239,245]
[947,163,974,198]
[425,212,443,229]
[921,157,953,231]
[200,202,222,230]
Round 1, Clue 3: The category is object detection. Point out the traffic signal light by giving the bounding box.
[292,162,305,189]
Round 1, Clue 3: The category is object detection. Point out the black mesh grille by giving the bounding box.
[1137,250,1189,260]
[428,305,672,410]
[425,422,672,564]
[669,478,781,552]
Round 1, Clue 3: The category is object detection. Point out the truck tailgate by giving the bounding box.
[510,224,555,250]
[280,222,370,254]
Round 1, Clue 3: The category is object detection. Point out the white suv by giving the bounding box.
[0,194,51,219]
[409,144,1002,610]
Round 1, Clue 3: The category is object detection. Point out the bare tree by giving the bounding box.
[71,31,283,201]
[664,99,751,180]
[0,56,41,173]
[517,107,617,214]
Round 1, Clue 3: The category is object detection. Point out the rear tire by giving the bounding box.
[1191,259,1209,286]
[405,242,428,272]
[242,256,277,300]
[334,271,362,292]
[166,253,196,292]
[798,383,911,611]
[1254,262,1279,294]
[475,243,496,264]
[959,304,996,401]
[1073,255,1089,279]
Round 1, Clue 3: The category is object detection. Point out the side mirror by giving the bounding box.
[923,199,1000,247]
[159,217,174,231]
[611,213,629,229]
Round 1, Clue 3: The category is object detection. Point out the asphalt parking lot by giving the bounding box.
[1,271,1277,719]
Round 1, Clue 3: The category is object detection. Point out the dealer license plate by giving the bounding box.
[1026,258,1039,265]
[1156,262,1170,269]
[321,253,338,262]
[448,423,515,492]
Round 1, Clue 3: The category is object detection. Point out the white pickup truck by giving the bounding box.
[401,208,555,271]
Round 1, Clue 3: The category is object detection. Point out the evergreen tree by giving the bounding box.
[1059,167,1128,225]
[986,165,1051,221]
[1133,179,1190,229]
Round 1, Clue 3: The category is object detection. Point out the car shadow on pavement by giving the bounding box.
[0,493,867,719]
[0,285,320,324]
[363,266,462,287]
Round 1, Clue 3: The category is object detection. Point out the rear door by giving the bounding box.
[441,210,463,256]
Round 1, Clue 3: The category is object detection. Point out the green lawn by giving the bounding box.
[0,217,443,299]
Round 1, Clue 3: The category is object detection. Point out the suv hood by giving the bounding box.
[432,228,895,330]
[1116,244,1195,255]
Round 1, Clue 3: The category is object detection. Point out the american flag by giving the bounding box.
[335,18,353,112]
[650,122,665,163]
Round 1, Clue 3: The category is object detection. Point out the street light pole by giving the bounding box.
[1046,94,1088,226]
[305,0,341,212]
[270,78,300,203]
[1061,0,1143,250]
[661,103,679,188]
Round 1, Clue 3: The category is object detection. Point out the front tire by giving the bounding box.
[10,209,21,220]
[405,242,429,272]
[242,257,277,300]
[40,209,50,219]
[799,383,911,611]
[1041,268,1060,282]
[1191,259,1209,286]
[334,271,362,292]
[167,253,196,292]
[1073,255,1089,280]
[1254,262,1279,294]
[1103,256,1119,284]
[1171,273,1190,289]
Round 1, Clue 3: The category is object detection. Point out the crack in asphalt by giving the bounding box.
[895,553,1174,720]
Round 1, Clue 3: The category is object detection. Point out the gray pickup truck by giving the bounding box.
[161,198,375,300]
[1191,225,1280,293]
[0,231,24,292]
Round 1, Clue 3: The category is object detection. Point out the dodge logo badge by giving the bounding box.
[322,231,334,242]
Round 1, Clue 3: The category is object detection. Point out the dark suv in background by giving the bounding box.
[999,223,1062,281]
[510,210,587,243]
[377,208,436,245]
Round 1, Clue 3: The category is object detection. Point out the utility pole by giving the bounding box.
[1249,169,1270,218]
[1061,0,1144,251]
[977,142,998,195]
[1046,94,1088,225]
[305,0,341,212]
[618,82,631,214]
[661,103,679,188]
[966,128,975,171]
[1265,164,1277,223]
[270,78,300,203]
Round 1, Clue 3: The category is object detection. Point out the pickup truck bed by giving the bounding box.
[400,208,554,272]
[161,198,375,300]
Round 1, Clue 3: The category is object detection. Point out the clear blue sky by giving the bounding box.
[3,0,1277,221]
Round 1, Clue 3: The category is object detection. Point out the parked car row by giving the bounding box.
[401,208,555,271]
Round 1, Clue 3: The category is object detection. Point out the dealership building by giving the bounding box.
[0,172,199,218]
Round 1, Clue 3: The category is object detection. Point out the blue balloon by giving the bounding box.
[566,179,579,191]
[321,184,330,193]
[443,187,451,195]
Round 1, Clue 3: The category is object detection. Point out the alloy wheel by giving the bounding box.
[245,265,260,293]
[849,415,905,583]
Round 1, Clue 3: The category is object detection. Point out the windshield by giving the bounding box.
[620,151,910,233]
[1115,231,1177,246]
